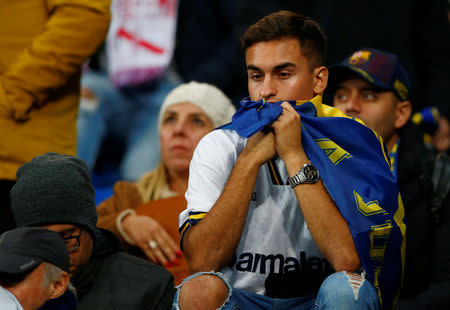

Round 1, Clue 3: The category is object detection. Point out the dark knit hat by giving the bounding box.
[0,227,69,274]
[10,153,97,239]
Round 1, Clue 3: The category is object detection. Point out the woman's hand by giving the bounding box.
[121,214,182,267]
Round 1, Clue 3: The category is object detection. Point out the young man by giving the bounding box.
[175,11,405,310]
[9,153,175,310]
[0,227,70,310]
[329,48,450,309]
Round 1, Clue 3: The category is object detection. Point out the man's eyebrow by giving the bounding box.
[247,62,296,72]
[246,64,261,71]
[59,228,76,237]
[362,86,385,93]
[335,84,384,93]
[273,62,296,71]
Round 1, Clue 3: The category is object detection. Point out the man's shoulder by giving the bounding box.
[204,128,245,143]
[195,128,246,156]
[78,253,175,310]
[100,251,172,279]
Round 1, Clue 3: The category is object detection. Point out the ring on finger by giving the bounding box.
[148,240,158,249]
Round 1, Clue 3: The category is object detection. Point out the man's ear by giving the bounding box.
[395,100,412,129]
[313,66,328,95]
[48,271,69,300]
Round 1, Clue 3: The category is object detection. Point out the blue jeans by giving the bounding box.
[77,70,180,181]
[172,271,380,310]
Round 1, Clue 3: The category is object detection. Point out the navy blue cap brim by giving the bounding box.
[328,64,392,92]
[0,252,42,275]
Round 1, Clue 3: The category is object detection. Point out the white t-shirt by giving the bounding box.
[0,286,23,310]
[179,129,327,294]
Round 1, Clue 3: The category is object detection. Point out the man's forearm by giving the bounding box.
[285,155,360,272]
[183,154,260,272]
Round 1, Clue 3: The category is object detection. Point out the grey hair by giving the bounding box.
[41,262,65,288]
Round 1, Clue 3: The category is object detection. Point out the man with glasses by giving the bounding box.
[8,152,175,310]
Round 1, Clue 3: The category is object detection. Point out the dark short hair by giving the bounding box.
[241,11,327,69]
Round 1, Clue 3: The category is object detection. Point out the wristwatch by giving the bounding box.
[288,162,320,188]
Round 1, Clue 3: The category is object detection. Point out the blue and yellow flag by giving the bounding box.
[223,96,406,310]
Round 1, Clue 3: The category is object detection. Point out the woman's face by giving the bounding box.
[160,102,214,173]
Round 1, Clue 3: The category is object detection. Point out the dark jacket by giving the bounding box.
[40,229,175,310]
[397,122,450,309]
[397,122,435,296]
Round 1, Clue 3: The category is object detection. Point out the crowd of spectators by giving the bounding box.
[0,1,448,309]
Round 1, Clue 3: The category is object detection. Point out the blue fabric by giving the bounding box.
[389,139,400,179]
[315,272,380,310]
[77,70,180,181]
[411,106,440,134]
[172,271,379,310]
[222,98,405,310]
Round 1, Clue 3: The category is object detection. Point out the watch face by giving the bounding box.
[303,165,318,182]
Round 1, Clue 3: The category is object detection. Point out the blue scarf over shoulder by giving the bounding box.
[221,96,406,310]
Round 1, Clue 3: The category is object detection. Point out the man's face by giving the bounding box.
[245,38,321,102]
[333,78,399,146]
[24,263,55,309]
[40,224,93,277]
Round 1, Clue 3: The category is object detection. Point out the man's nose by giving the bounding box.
[344,95,361,114]
[260,76,276,100]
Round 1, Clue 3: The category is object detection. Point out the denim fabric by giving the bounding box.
[315,272,380,310]
[77,70,180,181]
[173,271,380,310]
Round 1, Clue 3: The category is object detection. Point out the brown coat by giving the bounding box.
[97,164,174,239]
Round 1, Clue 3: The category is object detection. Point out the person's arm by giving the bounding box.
[0,0,110,121]
[97,182,180,267]
[183,131,276,272]
[273,102,360,272]
[97,181,142,238]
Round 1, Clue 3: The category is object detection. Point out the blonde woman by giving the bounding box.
[97,82,235,284]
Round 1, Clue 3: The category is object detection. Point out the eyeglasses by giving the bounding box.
[62,229,83,253]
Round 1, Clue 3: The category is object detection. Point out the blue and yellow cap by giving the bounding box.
[329,48,412,101]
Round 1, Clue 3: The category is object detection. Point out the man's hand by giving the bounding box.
[183,129,275,272]
[241,130,276,166]
[272,102,308,167]
[122,214,181,267]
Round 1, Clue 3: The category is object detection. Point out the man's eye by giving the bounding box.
[249,73,262,81]
[363,92,376,100]
[279,72,291,78]
[334,93,348,101]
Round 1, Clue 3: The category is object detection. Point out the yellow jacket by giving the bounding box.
[0,0,111,180]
